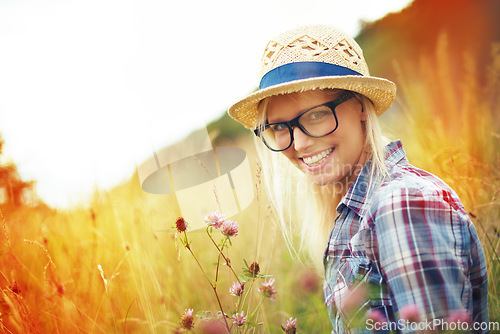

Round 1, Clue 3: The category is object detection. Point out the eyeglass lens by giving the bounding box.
[260,101,339,151]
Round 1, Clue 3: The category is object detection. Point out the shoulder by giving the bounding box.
[366,160,468,224]
[365,163,476,260]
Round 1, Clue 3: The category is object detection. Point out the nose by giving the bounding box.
[292,126,314,152]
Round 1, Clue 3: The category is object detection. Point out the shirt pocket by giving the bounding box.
[338,256,372,286]
[333,256,392,326]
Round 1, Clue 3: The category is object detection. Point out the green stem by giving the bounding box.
[215,237,227,283]
[239,278,255,313]
[247,296,264,321]
[207,229,241,282]
[243,296,264,334]
[182,231,230,332]
[183,232,212,286]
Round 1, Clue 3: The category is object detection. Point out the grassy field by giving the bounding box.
[0,138,332,333]
[0,34,499,333]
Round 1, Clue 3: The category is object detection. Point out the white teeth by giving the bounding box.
[303,148,333,166]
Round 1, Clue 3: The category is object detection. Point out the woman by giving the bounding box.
[228,25,488,333]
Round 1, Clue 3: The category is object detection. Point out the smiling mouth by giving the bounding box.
[301,148,334,167]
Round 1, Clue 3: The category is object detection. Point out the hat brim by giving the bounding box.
[228,75,397,129]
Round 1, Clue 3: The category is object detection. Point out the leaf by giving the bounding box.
[258,274,272,279]
[245,320,262,327]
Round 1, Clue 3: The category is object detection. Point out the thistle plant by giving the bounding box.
[281,317,298,334]
[173,211,296,333]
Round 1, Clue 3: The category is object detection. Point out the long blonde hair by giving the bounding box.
[255,89,389,270]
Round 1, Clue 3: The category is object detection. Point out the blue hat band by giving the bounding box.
[259,61,363,90]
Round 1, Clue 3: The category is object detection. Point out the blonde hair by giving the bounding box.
[255,89,389,270]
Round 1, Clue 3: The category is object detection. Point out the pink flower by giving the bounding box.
[298,270,319,293]
[180,308,194,330]
[258,278,277,301]
[229,281,244,297]
[231,311,247,327]
[446,309,471,324]
[341,286,368,315]
[366,309,387,324]
[221,219,239,237]
[399,304,420,323]
[204,211,225,229]
[198,319,227,334]
[281,317,297,333]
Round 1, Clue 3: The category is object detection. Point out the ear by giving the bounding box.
[358,102,367,121]
[360,109,367,121]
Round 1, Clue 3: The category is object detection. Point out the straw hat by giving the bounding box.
[228,25,397,129]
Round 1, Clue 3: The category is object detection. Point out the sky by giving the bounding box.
[0,0,413,208]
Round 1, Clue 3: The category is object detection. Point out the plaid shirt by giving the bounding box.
[323,140,488,333]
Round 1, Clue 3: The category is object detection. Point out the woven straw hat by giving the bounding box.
[228,25,396,129]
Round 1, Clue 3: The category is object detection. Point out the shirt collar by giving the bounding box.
[338,140,407,216]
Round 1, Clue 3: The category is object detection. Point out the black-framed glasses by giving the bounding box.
[254,91,356,152]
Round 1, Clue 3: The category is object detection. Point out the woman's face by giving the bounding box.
[266,90,368,189]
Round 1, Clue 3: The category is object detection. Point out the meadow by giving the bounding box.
[0,32,499,333]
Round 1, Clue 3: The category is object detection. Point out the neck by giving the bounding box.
[335,150,369,199]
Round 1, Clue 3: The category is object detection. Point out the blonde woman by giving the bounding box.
[228,25,488,333]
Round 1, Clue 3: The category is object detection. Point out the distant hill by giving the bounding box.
[207,109,250,146]
[356,0,500,84]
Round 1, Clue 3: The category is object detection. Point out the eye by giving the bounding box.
[304,108,330,122]
[270,123,288,132]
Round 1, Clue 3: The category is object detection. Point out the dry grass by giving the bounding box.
[0,136,330,333]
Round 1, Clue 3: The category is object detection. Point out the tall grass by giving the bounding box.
[0,137,331,333]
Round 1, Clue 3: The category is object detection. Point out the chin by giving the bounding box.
[309,171,351,191]
[308,174,336,186]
